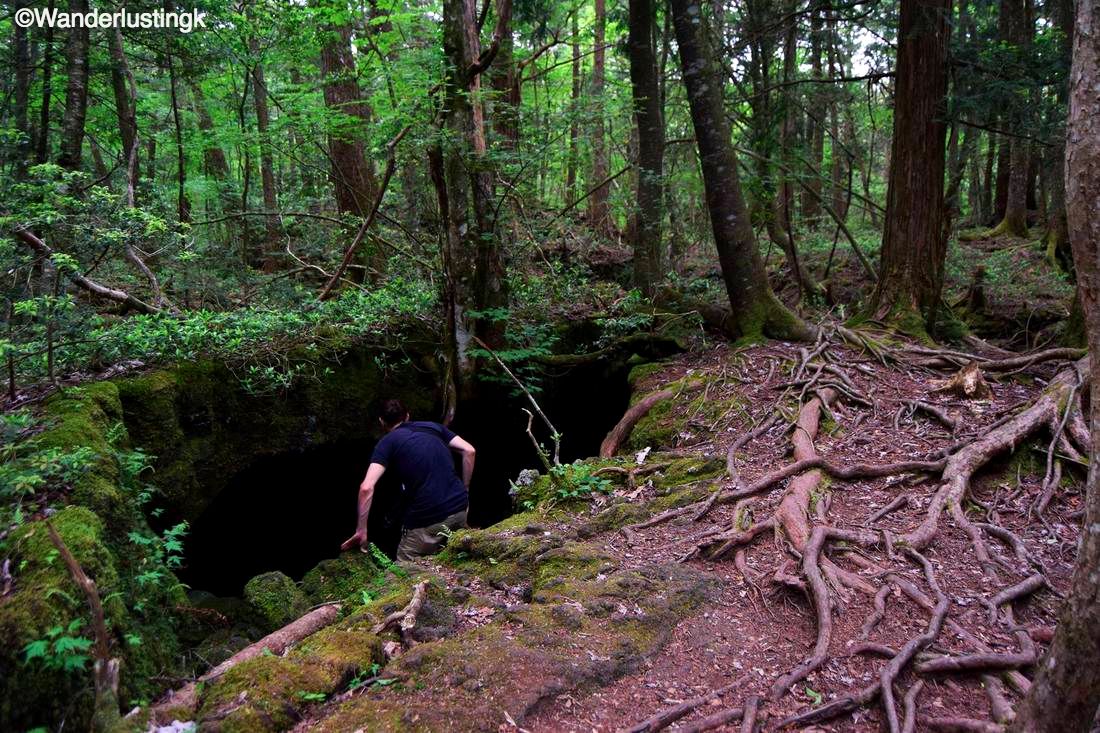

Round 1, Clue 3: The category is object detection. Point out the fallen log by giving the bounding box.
[151,602,342,721]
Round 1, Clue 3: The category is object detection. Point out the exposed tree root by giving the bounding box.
[600,380,704,457]
[623,676,747,733]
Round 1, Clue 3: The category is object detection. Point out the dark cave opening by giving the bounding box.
[176,357,633,597]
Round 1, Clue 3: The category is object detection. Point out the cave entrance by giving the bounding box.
[176,357,633,597]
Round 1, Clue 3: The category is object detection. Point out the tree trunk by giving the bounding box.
[13,0,33,175]
[1043,0,1074,271]
[627,0,664,296]
[1009,0,1100,726]
[35,0,56,164]
[166,51,191,223]
[108,29,138,183]
[440,0,512,351]
[318,2,383,279]
[587,0,612,234]
[669,0,812,341]
[57,0,89,170]
[991,0,1031,237]
[566,10,581,206]
[249,37,280,269]
[801,6,825,227]
[869,0,950,328]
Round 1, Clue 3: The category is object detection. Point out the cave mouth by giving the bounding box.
[176,357,633,597]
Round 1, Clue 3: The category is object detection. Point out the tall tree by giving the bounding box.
[669,0,811,341]
[438,0,512,349]
[566,9,581,206]
[57,0,90,170]
[12,0,33,175]
[868,0,950,328]
[35,0,56,164]
[627,0,664,296]
[990,0,1031,237]
[249,36,280,268]
[318,3,378,216]
[1009,0,1100,727]
[587,0,611,233]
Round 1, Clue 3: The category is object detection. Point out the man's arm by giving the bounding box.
[341,462,386,551]
[448,435,476,488]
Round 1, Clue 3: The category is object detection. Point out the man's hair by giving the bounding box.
[379,398,409,427]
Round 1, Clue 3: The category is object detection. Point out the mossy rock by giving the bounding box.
[244,572,310,632]
[37,382,129,527]
[0,507,181,731]
[300,553,385,605]
[196,655,333,732]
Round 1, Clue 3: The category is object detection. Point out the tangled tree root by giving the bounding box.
[621,330,1086,731]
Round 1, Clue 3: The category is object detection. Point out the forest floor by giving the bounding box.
[281,331,1084,732]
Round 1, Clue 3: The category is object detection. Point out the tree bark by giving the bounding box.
[801,6,826,227]
[249,36,280,269]
[868,0,950,329]
[566,10,581,206]
[628,0,664,296]
[1010,0,1100,727]
[991,0,1031,237]
[317,1,383,279]
[57,0,89,170]
[35,0,56,164]
[440,0,512,350]
[318,6,378,216]
[108,28,138,184]
[13,0,33,175]
[669,0,812,341]
[587,0,612,234]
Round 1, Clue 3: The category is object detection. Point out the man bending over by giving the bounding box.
[341,398,475,561]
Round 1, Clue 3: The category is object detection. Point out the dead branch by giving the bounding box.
[46,521,121,733]
[372,579,429,648]
[474,336,562,465]
[317,123,411,301]
[867,494,911,524]
[14,228,161,314]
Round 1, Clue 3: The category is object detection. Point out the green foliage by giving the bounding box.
[548,463,613,503]
[23,619,94,673]
[0,410,97,538]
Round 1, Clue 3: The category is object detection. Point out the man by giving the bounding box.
[341,398,475,561]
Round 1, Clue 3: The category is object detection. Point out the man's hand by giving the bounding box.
[341,530,368,552]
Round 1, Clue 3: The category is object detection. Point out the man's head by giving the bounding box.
[379,398,410,432]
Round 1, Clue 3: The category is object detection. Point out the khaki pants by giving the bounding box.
[396,509,468,561]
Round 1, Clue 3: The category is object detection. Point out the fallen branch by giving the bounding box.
[14,228,161,314]
[372,579,429,648]
[47,521,121,733]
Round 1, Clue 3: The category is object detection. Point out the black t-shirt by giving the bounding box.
[370,421,469,529]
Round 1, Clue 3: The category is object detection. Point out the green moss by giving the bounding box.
[300,554,385,605]
[244,572,310,632]
[0,508,127,729]
[627,361,666,390]
[197,655,332,732]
